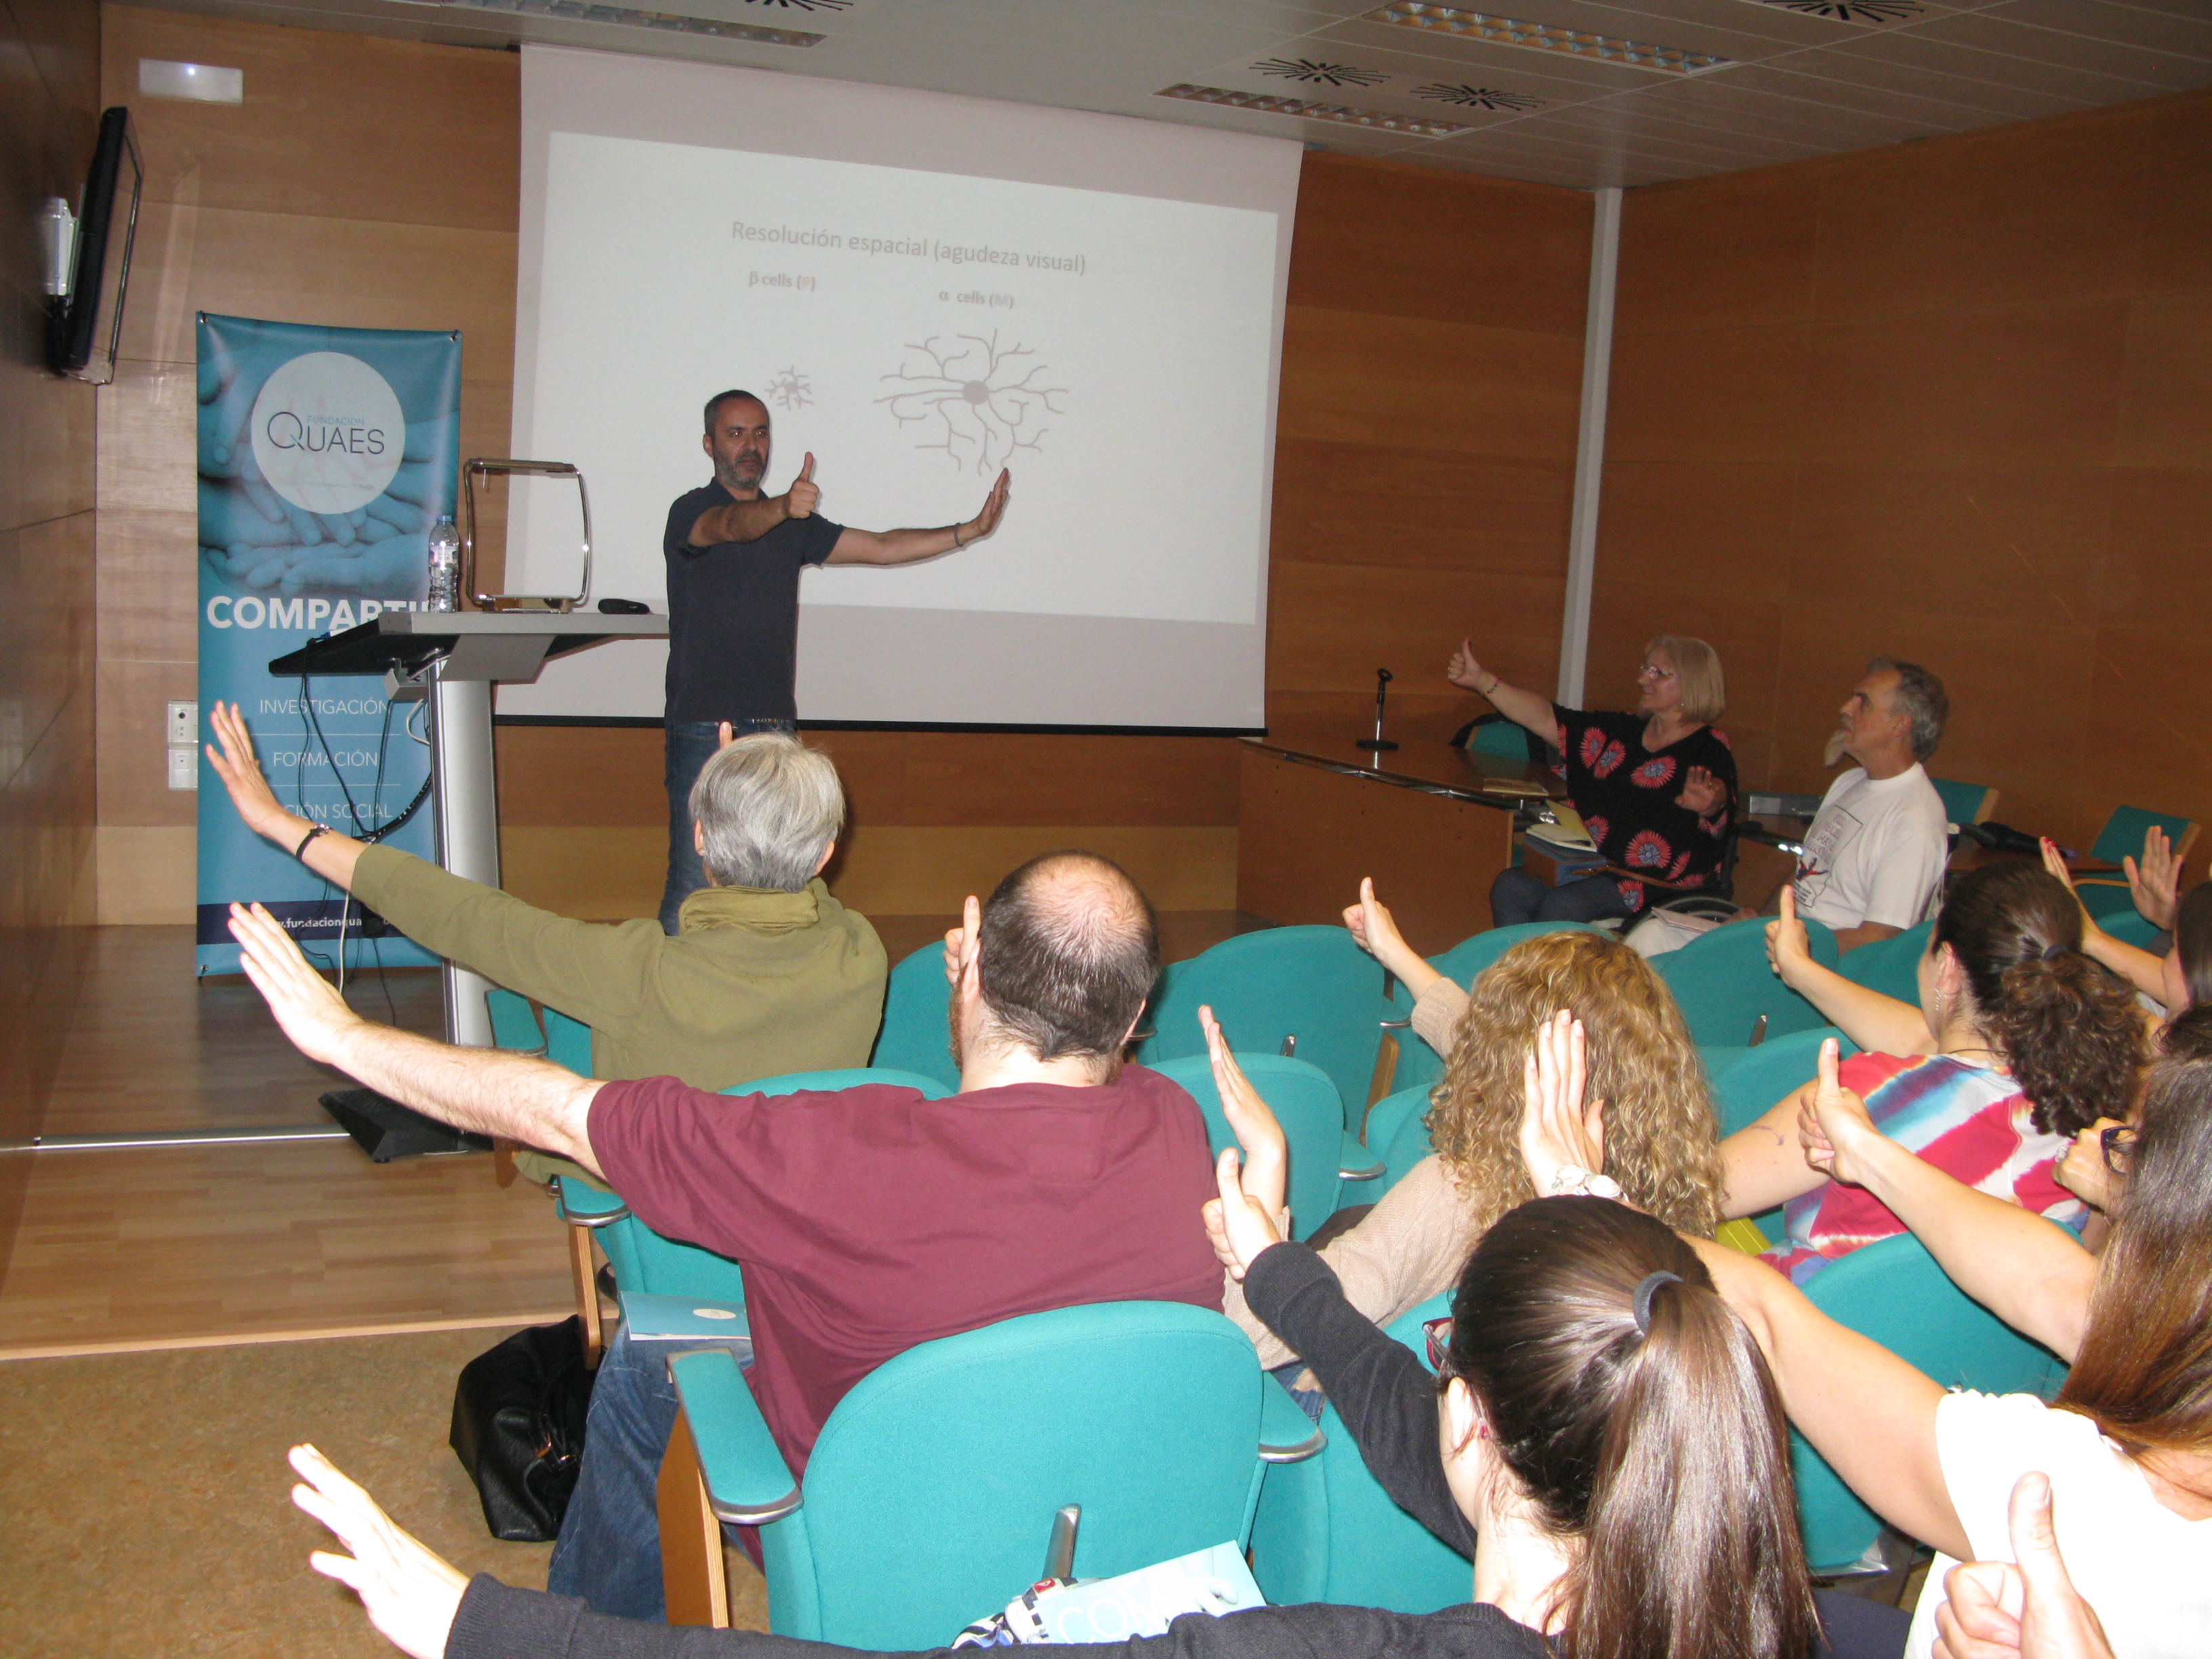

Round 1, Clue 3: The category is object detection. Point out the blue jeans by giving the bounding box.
[547,1325,756,1620]
[660,718,796,935]
[1489,867,1633,928]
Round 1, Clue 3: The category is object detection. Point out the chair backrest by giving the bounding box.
[867,941,962,1092]
[1704,1027,1859,1140]
[1358,1082,1435,1195]
[1928,777,1998,828]
[2089,804,2200,869]
[577,1067,956,1301]
[769,1300,1267,1648]
[1248,1290,1467,1612]
[1387,922,1607,1097]
[541,1004,592,1074]
[1834,921,1931,1005]
[1793,1232,2066,1574]
[1653,918,1838,1048]
[1135,926,1392,1129]
[1149,1054,1347,1241]
[1465,716,1534,760]
[484,988,545,1054]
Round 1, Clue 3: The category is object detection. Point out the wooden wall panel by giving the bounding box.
[1596,85,2212,870]
[1,0,100,1284]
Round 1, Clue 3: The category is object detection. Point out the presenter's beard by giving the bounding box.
[720,453,766,492]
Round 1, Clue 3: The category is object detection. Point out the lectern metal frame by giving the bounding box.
[269,609,666,1048]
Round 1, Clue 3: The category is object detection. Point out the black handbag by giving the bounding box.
[449,1315,598,1541]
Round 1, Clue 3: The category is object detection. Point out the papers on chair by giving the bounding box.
[1525,800,1597,853]
[617,1292,750,1342]
[956,1542,1265,1646]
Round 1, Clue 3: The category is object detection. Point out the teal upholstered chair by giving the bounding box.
[867,941,961,1092]
[541,1004,593,1074]
[1704,1026,1860,1141]
[1792,1233,2066,1574]
[1357,1081,1435,1197]
[1382,922,1607,1099]
[1149,1053,1365,1240]
[1464,716,1533,760]
[662,1299,1322,1643]
[2074,806,2200,924]
[1654,918,1839,1049]
[1836,920,1931,1005]
[1927,777,1998,831]
[1135,926,1391,1179]
[484,987,546,1055]
[1248,1290,1467,1612]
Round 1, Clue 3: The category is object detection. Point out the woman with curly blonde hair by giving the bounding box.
[1218,881,1723,1375]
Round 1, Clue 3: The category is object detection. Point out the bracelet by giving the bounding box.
[951,525,966,548]
[1547,1164,1622,1201]
[1483,674,1500,696]
[294,823,329,860]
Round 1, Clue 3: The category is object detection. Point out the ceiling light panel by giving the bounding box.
[430,0,825,43]
[1156,82,1472,138]
[1363,5,1732,75]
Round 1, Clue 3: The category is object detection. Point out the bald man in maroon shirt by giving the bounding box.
[228,848,1223,1622]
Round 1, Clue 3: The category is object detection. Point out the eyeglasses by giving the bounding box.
[1422,1315,1454,1374]
[2101,1124,2136,1176]
[1636,663,1676,681]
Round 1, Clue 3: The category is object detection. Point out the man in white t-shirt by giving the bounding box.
[1626,655,1949,958]
[1792,656,1950,951]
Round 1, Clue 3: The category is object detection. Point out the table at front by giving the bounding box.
[1235,722,1561,956]
[269,609,668,1048]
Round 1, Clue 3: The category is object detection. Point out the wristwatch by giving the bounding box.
[1547,1164,1623,1200]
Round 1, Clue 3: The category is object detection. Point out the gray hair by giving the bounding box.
[689,732,844,891]
[1868,656,1948,760]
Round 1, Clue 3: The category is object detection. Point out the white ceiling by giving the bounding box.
[139,0,2212,188]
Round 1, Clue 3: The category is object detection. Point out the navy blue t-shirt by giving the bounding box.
[662,480,843,723]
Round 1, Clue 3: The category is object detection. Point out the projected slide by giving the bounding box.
[501,48,1297,729]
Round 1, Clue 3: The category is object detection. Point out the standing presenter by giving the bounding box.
[660,388,1010,932]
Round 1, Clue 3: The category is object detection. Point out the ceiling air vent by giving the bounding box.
[1254,58,1389,88]
[1742,0,1926,20]
[432,0,825,43]
[1415,83,1546,110]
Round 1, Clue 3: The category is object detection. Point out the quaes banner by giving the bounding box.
[194,313,458,975]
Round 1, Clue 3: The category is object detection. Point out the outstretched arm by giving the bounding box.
[686,453,821,548]
[203,701,367,890]
[1797,1038,2096,1360]
[1342,878,1439,1002]
[228,902,604,1174]
[1446,638,1556,742]
[1690,1235,1965,1559]
[825,468,1010,567]
[1765,886,1933,1054]
[2041,839,2169,1006]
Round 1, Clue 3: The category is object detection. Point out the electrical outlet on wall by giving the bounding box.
[167,745,198,791]
[167,699,198,745]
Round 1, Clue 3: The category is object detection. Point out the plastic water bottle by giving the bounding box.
[428,515,462,611]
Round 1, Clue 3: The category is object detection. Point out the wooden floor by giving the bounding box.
[0,913,1258,1358]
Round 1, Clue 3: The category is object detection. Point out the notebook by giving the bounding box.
[1525,800,1598,853]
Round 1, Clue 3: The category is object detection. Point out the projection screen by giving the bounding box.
[498,46,1300,730]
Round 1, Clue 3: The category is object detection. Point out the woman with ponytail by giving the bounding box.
[1725,861,2143,1281]
[279,1019,1906,1659]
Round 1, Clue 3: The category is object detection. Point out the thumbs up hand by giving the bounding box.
[785,452,820,519]
[1765,884,1812,985]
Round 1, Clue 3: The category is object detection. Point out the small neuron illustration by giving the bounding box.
[765,366,813,412]
[876,333,1068,476]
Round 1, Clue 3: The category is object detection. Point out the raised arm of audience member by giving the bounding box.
[1446,636,1557,743]
[1796,1038,2097,1359]
[1933,1474,2116,1659]
[1765,885,1934,1055]
[2125,824,2183,934]
[1197,1005,1287,1230]
[2039,838,2169,1006]
[1341,880,1467,1055]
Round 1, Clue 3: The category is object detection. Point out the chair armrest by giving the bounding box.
[1337,1129,1384,1184]
[1379,1017,1412,1031]
[1258,1378,1325,1464]
[667,1349,802,1525]
[554,1176,632,1229]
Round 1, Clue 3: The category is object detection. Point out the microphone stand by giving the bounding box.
[1356,668,1398,752]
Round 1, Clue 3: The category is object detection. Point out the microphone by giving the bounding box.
[1356,667,1399,752]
